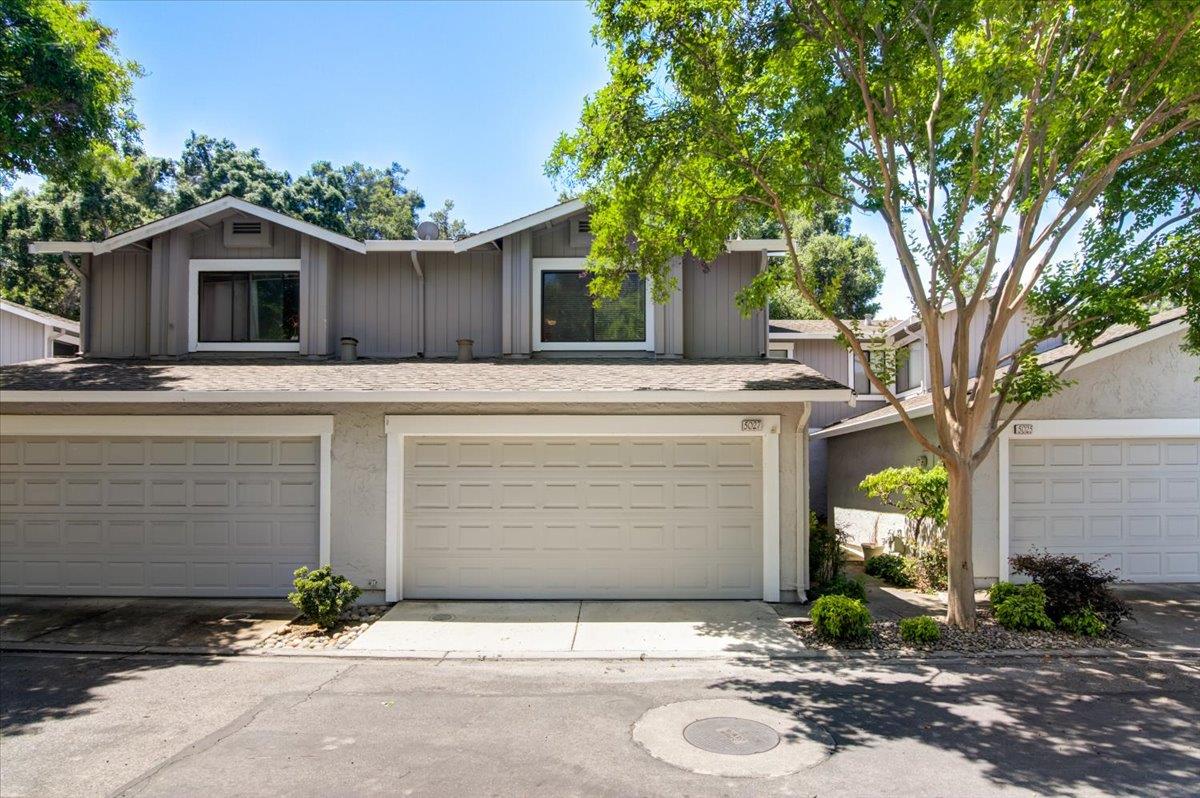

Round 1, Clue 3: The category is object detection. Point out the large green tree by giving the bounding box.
[550,0,1199,628]
[0,0,141,186]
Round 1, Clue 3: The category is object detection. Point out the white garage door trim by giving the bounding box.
[999,417,1200,580]
[385,414,782,602]
[2,415,334,566]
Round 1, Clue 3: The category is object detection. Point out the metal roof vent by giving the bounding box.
[570,215,593,248]
[223,216,272,248]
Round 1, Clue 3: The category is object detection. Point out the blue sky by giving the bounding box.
[88,0,921,317]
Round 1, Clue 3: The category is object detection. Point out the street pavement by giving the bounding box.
[2,651,1197,797]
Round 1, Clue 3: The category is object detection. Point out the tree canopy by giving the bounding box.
[0,0,141,187]
[549,0,1199,628]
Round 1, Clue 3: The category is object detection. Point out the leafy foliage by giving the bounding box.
[905,545,948,593]
[810,595,872,643]
[810,574,866,602]
[1059,608,1107,637]
[992,584,1054,632]
[807,512,844,589]
[899,615,941,646]
[859,465,948,536]
[287,565,362,630]
[1,0,142,186]
[864,553,912,587]
[987,581,1020,608]
[1010,550,1131,628]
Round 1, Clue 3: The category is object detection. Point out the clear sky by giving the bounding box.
[89,0,918,318]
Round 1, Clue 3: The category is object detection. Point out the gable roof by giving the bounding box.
[452,198,587,253]
[812,308,1191,439]
[769,319,895,339]
[30,196,367,256]
[0,299,79,333]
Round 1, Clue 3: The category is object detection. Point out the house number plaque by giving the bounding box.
[741,418,764,432]
[1012,423,1034,435]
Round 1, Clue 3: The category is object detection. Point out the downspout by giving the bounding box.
[796,403,812,598]
[410,251,425,357]
[61,253,88,355]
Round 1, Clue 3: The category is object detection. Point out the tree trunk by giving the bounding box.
[945,460,977,630]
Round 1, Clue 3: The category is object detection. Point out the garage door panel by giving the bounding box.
[0,435,319,596]
[404,435,763,599]
[1009,437,1200,582]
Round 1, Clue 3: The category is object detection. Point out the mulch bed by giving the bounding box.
[789,610,1133,654]
[260,604,390,651]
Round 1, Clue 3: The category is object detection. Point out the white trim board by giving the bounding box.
[0,414,335,567]
[997,417,1200,580]
[2,389,852,404]
[383,414,784,603]
[531,258,655,352]
[0,299,79,333]
[453,199,588,253]
[187,259,302,353]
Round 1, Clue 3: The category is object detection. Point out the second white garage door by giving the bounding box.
[403,436,763,599]
[1008,436,1200,582]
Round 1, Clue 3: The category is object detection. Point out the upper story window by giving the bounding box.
[188,259,301,352]
[852,349,890,395]
[852,341,925,396]
[895,341,924,394]
[532,258,652,352]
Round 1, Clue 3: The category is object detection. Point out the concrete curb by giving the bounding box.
[7,639,1195,664]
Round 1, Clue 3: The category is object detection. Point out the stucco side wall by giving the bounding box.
[826,330,1198,582]
[0,400,812,599]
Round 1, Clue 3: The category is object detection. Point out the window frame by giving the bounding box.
[531,258,654,352]
[188,259,301,352]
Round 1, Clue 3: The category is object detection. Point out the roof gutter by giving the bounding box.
[0,388,855,405]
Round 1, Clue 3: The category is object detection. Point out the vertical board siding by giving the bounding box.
[335,252,421,356]
[88,250,149,357]
[0,312,47,364]
[502,230,533,355]
[682,252,764,357]
[531,216,590,258]
[790,339,850,385]
[422,251,502,357]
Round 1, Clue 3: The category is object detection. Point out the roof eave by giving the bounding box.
[453,198,588,253]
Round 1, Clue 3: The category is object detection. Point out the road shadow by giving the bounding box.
[711,655,1200,795]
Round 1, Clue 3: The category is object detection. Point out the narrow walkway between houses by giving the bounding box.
[347,600,798,657]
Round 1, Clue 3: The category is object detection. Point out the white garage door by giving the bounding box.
[0,435,320,596]
[1008,437,1200,582]
[403,436,763,599]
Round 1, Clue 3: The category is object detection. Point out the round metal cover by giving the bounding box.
[430,613,454,621]
[221,612,252,623]
[682,717,781,756]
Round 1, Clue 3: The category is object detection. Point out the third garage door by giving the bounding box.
[403,436,763,599]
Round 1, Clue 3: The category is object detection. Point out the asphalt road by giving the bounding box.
[2,652,1198,797]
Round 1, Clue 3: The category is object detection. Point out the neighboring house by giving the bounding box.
[0,196,853,603]
[816,308,1200,585]
[0,300,79,365]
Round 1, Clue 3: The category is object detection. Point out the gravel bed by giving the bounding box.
[790,611,1133,653]
[260,604,390,651]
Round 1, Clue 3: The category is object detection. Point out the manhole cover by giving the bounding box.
[221,612,252,623]
[430,613,454,621]
[683,717,780,755]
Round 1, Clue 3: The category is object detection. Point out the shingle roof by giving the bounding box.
[0,299,79,332]
[0,357,848,395]
[815,308,1189,436]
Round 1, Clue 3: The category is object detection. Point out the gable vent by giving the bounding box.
[569,215,594,249]
[223,216,273,248]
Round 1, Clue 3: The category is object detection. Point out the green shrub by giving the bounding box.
[288,565,362,630]
[904,544,948,592]
[987,581,1020,607]
[810,574,867,602]
[808,513,845,588]
[810,595,872,642]
[1059,607,1107,637]
[899,615,941,645]
[864,553,913,586]
[1010,550,1130,628]
[993,584,1054,631]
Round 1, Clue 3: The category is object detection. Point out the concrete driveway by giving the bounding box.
[348,600,797,657]
[0,596,294,653]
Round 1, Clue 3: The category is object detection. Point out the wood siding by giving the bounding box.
[189,223,301,259]
[502,230,533,355]
[336,252,422,357]
[421,251,502,357]
[0,311,47,365]
[532,215,590,258]
[683,252,765,357]
[89,250,149,357]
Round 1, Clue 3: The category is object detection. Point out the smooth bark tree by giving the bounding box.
[549,0,1199,628]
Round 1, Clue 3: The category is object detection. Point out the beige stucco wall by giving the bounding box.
[825,330,1199,582]
[0,400,812,600]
